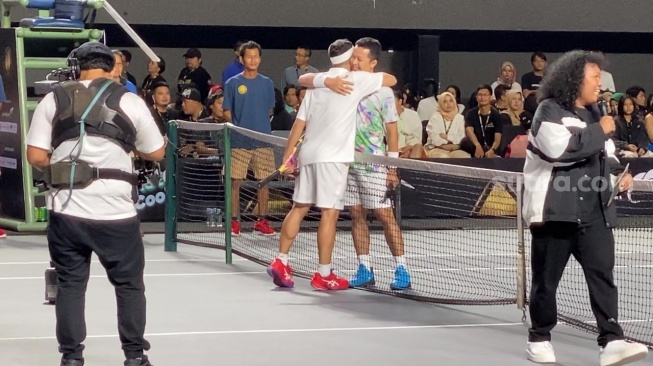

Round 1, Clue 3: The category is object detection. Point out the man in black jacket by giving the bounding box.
[522,50,648,366]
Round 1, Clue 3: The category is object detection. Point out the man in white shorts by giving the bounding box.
[266,39,397,290]
[345,37,411,290]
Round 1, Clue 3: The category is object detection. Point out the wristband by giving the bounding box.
[387,152,399,158]
[313,74,327,88]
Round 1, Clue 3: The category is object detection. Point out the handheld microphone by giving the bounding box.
[598,99,608,116]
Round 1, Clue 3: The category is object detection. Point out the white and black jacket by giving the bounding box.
[522,99,624,227]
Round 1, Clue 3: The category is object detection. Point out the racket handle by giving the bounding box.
[257,170,281,189]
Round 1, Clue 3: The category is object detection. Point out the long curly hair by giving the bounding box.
[537,50,607,112]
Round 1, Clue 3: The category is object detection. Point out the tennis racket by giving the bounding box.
[257,134,304,189]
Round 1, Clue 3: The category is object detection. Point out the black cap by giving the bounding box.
[183,48,201,58]
[73,41,114,60]
[181,87,202,102]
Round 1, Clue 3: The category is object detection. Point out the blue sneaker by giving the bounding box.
[390,265,411,290]
[349,264,375,287]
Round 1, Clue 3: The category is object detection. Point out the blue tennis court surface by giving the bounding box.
[1,234,650,366]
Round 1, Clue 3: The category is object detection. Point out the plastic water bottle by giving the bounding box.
[215,208,223,228]
[206,207,213,227]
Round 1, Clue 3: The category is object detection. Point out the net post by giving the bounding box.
[164,120,179,252]
[515,174,527,321]
[223,124,233,264]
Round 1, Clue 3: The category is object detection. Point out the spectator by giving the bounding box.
[461,85,503,158]
[613,96,650,157]
[394,89,424,158]
[271,88,294,131]
[296,86,307,106]
[493,84,510,111]
[491,61,522,98]
[221,40,246,85]
[202,87,226,124]
[149,82,180,136]
[141,55,166,98]
[180,87,210,121]
[283,84,299,115]
[501,90,533,130]
[223,41,276,237]
[521,52,547,114]
[417,84,466,120]
[424,91,468,158]
[112,50,137,93]
[444,84,465,114]
[177,48,212,102]
[120,49,138,86]
[626,86,648,119]
[282,46,319,88]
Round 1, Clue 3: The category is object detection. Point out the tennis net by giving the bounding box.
[165,121,653,346]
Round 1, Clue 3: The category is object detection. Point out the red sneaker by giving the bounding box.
[0,229,5,238]
[254,219,276,236]
[310,272,349,291]
[231,221,241,236]
[267,258,294,288]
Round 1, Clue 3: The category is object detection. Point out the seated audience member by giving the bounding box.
[271,88,294,131]
[112,50,137,93]
[501,90,533,130]
[201,87,226,124]
[626,86,648,119]
[142,55,166,98]
[444,84,465,114]
[460,85,503,158]
[521,52,547,114]
[149,82,180,136]
[614,96,651,157]
[416,87,437,121]
[491,61,522,98]
[181,87,210,121]
[296,87,307,107]
[393,90,424,158]
[424,92,469,158]
[283,84,299,115]
[493,84,510,111]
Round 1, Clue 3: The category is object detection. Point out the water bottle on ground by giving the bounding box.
[206,207,213,227]
[215,208,223,228]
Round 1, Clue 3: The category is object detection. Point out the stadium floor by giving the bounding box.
[2,235,650,366]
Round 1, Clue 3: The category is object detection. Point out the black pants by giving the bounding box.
[47,212,150,360]
[528,219,624,347]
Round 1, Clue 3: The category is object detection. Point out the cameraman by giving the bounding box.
[25,41,163,366]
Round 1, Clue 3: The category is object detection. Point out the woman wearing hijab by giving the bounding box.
[491,61,522,98]
[424,92,469,158]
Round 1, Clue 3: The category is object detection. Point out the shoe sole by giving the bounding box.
[527,350,556,364]
[390,283,412,290]
[601,350,648,366]
[267,267,293,288]
[231,232,240,237]
[349,279,375,288]
[254,231,276,236]
[311,283,349,291]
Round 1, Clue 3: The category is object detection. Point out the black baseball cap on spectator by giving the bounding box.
[181,87,202,102]
[151,81,169,90]
[183,48,201,58]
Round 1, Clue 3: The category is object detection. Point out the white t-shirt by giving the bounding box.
[296,68,382,165]
[398,108,423,148]
[26,80,164,220]
[491,81,523,99]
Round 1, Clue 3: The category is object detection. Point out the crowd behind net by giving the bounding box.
[165,121,653,347]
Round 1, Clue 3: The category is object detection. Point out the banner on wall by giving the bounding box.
[0,29,24,220]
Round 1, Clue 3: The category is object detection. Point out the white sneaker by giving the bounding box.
[527,341,556,364]
[600,340,648,366]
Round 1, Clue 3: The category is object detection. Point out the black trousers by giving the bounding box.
[528,218,624,347]
[47,212,150,360]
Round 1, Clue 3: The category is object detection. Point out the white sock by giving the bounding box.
[358,254,371,268]
[318,264,331,277]
[394,256,406,268]
[277,253,289,265]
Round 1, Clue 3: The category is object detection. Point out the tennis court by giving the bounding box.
[0,234,647,366]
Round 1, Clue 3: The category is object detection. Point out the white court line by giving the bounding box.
[0,322,524,341]
[0,259,231,266]
[0,272,265,280]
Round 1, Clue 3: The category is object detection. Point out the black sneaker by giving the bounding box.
[60,359,84,366]
[124,355,152,366]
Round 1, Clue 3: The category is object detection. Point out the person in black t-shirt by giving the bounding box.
[149,82,179,137]
[522,52,547,114]
[271,88,294,131]
[177,48,212,101]
[460,84,503,158]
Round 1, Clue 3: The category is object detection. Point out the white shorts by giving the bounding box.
[344,168,392,210]
[292,163,349,210]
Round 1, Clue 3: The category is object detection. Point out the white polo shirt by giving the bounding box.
[26,80,164,221]
[296,68,382,166]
